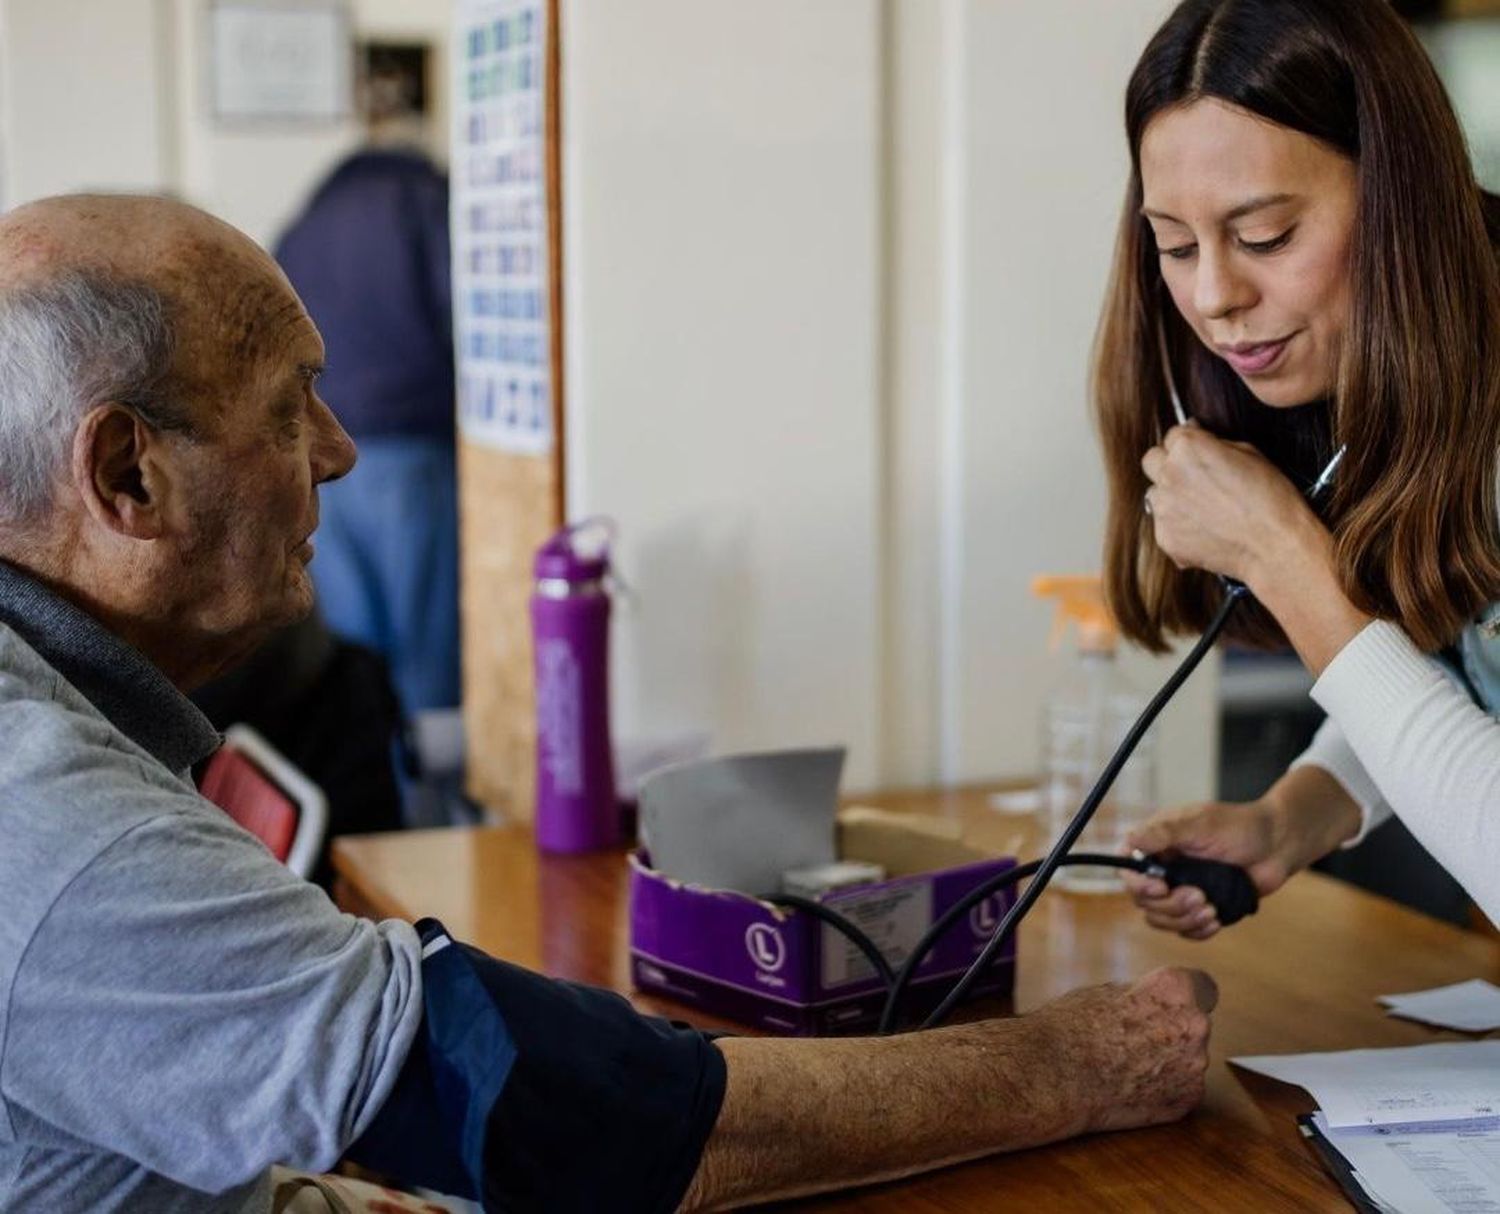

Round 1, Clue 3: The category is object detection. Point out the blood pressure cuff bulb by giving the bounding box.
[347,919,728,1212]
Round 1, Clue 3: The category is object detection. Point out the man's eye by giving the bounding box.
[1239,228,1294,254]
[1158,243,1196,261]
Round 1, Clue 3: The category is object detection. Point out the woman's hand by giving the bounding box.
[1123,767,1363,940]
[1123,800,1294,940]
[1141,423,1372,673]
[1140,424,1321,588]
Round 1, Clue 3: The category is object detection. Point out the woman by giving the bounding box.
[1093,0,1500,934]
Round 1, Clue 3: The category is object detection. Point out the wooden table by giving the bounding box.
[333,786,1500,1211]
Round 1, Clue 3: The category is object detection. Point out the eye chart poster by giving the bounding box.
[452,0,554,454]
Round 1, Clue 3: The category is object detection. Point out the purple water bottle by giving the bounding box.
[531,519,619,853]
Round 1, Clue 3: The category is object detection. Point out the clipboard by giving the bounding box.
[1296,1115,1389,1214]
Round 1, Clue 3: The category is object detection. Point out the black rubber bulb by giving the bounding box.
[1156,855,1260,927]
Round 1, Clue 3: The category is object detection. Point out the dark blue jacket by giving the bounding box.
[276,148,455,440]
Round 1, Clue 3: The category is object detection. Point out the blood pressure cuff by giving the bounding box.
[347,919,728,1213]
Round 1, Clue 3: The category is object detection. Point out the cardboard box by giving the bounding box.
[629,807,1019,1035]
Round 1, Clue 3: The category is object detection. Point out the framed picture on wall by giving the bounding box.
[209,0,352,123]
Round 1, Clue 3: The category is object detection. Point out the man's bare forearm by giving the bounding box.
[679,967,1216,1212]
[680,1020,1082,1211]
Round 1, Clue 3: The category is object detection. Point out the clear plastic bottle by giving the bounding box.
[1034,576,1158,893]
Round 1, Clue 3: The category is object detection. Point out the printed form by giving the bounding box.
[1235,1042,1500,1212]
[1235,1041,1500,1127]
[1310,1113,1500,1214]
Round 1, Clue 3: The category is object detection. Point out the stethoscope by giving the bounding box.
[769,321,1348,1035]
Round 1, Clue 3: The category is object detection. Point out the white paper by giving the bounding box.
[1314,1111,1500,1214]
[1379,981,1500,1033]
[1233,1042,1500,1128]
[638,749,844,895]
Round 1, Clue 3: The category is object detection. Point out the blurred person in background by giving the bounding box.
[275,49,460,721]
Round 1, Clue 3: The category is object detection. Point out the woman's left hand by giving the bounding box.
[1140,424,1321,588]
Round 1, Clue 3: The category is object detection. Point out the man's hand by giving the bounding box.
[1034,967,1217,1134]
[684,968,1217,1210]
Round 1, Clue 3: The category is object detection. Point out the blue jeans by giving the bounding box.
[312,437,461,713]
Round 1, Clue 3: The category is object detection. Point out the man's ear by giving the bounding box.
[71,404,174,539]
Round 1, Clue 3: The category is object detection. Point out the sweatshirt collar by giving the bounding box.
[0,560,220,773]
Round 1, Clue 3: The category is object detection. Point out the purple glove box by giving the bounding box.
[629,809,1019,1035]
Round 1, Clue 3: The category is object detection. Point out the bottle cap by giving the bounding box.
[534,518,613,583]
[1031,574,1119,654]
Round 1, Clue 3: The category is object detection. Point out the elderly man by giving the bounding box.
[0,195,1215,1213]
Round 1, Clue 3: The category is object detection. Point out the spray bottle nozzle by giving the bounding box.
[1031,574,1119,654]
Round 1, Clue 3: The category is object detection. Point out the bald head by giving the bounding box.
[0,195,303,395]
[0,194,324,526]
[0,193,274,294]
[0,193,356,687]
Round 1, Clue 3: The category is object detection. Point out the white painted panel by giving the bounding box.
[880,0,944,786]
[2,0,169,205]
[562,0,884,787]
[945,0,1219,807]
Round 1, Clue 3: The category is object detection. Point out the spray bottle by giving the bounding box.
[531,519,619,854]
[1032,575,1157,892]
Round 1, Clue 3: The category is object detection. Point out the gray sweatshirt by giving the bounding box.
[0,562,425,1211]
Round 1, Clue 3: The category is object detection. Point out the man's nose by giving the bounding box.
[1192,244,1256,320]
[309,396,357,484]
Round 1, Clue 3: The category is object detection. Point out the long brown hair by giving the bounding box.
[1096,0,1500,652]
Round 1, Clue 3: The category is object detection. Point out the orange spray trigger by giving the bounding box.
[1031,575,1119,655]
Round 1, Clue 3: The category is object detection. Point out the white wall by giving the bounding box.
[940,0,1219,805]
[1,0,449,248]
[1423,19,1500,191]
[565,0,1218,803]
[562,0,886,787]
[0,0,1220,806]
[881,0,944,783]
[1,0,173,206]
